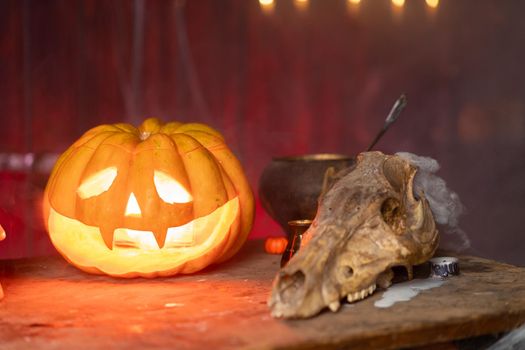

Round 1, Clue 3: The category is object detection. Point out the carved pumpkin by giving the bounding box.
[43,118,254,278]
[265,237,288,255]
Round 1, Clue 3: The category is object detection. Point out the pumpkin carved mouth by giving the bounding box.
[108,197,236,251]
[48,198,239,277]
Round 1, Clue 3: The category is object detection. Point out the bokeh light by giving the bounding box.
[426,0,439,9]
[392,0,405,7]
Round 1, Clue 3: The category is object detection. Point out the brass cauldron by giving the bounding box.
[259,154,354,237]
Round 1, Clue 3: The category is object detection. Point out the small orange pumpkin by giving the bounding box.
[43,118,254,278]
[265,236,288,255]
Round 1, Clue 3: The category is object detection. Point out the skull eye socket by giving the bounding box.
[342,266,354,278]
[77,167,118,199]
[153,171,193,204]
[381,197,405,234]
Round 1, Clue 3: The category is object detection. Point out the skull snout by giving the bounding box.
[276,270,305,305]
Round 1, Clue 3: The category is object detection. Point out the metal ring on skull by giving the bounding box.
[429,257,459,278]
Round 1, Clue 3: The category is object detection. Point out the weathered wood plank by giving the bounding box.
[1,241,524,350]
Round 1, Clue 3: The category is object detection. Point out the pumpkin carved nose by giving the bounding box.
[125,193,142,217]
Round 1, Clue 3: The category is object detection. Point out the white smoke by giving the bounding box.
[396,152,470,251]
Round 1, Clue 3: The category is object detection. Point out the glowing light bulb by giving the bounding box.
[294,0,308,11]
[426,0,439,8]
[347,0,361,14]
[392,0,405,7]
[259,0,275,13]
[259,0,274,6]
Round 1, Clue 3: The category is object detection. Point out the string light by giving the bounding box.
[257,0,440,18]
[392,0,405,7]
[425,0,439,9]
[259,0,275,14]
[294,0,308,11]
[347,0,361,15]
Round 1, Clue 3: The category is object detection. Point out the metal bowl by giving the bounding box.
[259,154,354,237]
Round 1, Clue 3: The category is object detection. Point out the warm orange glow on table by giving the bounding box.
[2,243,525,349]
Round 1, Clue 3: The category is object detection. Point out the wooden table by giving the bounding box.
[1,241,524,349]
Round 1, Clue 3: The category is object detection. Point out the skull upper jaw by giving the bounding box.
[269,219,438,319]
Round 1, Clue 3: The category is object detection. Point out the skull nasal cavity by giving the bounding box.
[279,270,305,304]
[381,198,404,233]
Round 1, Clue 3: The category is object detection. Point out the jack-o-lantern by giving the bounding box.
[43,118,254,278]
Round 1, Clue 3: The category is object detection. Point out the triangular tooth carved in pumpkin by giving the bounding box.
[99,226,116,250]
[152,229,168,249]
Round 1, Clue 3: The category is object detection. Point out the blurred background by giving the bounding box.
[1,0,524,265]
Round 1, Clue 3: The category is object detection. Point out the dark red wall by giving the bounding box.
[1,0,524,265]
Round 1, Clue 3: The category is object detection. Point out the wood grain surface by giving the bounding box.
[1,241,524,350]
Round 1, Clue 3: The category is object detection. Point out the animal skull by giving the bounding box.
[268,152,439,318]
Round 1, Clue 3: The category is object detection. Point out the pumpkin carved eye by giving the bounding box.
[153,170,192,204]
[77,167,118,199]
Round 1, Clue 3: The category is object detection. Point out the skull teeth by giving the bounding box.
[347,284,376,303]
[329,300,341,312]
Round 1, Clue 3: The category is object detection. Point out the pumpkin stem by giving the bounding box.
[139,131,151,140]
[138,117,162,140]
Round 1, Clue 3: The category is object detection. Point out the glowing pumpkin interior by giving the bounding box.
[43,118,254,278]
[48,198,239,276]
